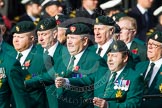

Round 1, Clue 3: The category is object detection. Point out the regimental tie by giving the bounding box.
[67,56,75,72]
[97,47,103,55]
[144,62,155,94]
[43,49,54,69]
[17,53,23,61]
[104,72,117,97]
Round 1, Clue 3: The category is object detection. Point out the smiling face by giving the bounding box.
[147,39,162,61]
[66,34,88,55]
[94,25,113,45]
[107,52,128,72]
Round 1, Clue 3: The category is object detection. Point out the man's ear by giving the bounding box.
[53,30,58,39]
[83,37,89,46]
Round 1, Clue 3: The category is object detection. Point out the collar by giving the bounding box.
[44,41,58,57]
[86,9,94,15]
[137,4,148,14]
[73,49,86,66]
[18,44,33,56]
[98,38,113,49]
[126,41,133,49]
[150,58,162,66]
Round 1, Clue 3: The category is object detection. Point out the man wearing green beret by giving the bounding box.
[90,15,115,62]
[56,40,144,108]
[0,21,31,108]
[11,21,49,108]
[25,23,108,108]
[135,31,162,108]
[53,15,68,45]
[36,17,67,108]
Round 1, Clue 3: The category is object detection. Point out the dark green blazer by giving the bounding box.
[36,42,66,108]
[25,48,108,108]
[69,66,144,108]
[21,46,49,108]
[88,44,109,62]
[0,48,30,108]
[130,38,148,61]
[136,61,162,108]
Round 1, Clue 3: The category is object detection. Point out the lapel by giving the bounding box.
[149,65,162,92]
[23,46,36,65]
[106,67,129,98]
[0,50,4,66]
[53,43,62,61]
[130,40,138,51]
[76,49,89,67]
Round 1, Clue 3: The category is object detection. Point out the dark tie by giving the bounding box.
[44,50,49,55]
[144,11,149,27]
[43,50,54,70]
[97,47,102,55]
[145,63,155,87]
[17,53,23,61]
[104,72,117,97]
[67,56,75,72]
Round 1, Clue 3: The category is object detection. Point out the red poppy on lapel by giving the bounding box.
[160,72,162,75]
[73,66,80,72]
[24,60,30,67]
[56,20,61,25]
[131,48,138,54]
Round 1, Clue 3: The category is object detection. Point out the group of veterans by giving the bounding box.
[0,0,162,108]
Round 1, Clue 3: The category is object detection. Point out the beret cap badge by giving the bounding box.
[70,26,76,33]
[96,18,99,23]
[113,44,117,50]
[40,25,44,30]
[155,34,158,39]
[16,26,20,32]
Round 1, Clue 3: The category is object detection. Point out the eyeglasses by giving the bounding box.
[120,27,134,31]
[147,42,162,48]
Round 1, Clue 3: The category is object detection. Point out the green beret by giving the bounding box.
[66,23,91,36]
[114,24,121,33]
[95,15,115,26]
[111,12,127,22]
[53,15,68,28]
[148,31,162,43]
[0,17,4,25]
[11,21,35,34]
[108,40,128,53]
[36,18,57,31]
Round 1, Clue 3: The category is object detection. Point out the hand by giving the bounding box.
[93,97,108,108]
[55,77,66,88]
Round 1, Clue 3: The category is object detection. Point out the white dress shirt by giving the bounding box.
[16,45,33,66]
[145,58,162,87]
[96,39,113,57]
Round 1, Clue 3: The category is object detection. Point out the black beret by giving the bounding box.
[11,21,35,34]
[148,31,162,43]
[36,18,57,31]
[95,15,115,26]
[66,23,91,36]
[108,40,128,53]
